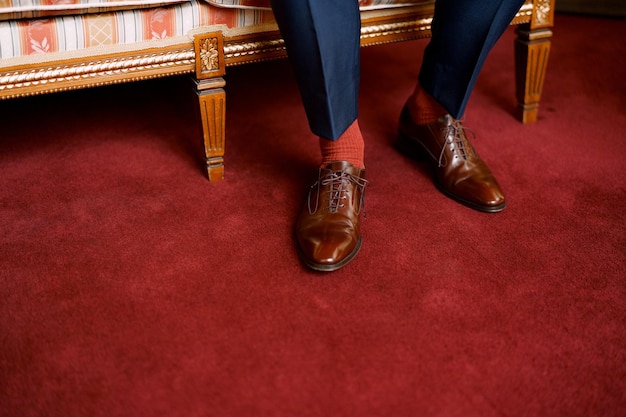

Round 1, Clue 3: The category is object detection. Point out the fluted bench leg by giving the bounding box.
[193,32,226,181]
[514,0,554,124]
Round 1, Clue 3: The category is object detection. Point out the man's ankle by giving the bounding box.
[406,83,448,125]
[319,119,365,169]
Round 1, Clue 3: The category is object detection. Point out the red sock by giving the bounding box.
[319,119,365,169]
[406,83,448,125]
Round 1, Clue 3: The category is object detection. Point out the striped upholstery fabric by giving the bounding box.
[0,1,275,58]
[0,0,428,59]
[202,0,423,10]
[0,0,423,20]
[0,0,186,20]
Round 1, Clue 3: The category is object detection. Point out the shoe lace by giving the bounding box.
[438,118,476,167]
[308,169,369,215]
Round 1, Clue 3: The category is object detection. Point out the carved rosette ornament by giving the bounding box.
[200,37,220,74]
[533,0,553,26]
[193,32,224,80]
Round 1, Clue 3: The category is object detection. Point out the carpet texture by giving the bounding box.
[1,13,625,417]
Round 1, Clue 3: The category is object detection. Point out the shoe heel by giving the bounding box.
[395,133,427,161]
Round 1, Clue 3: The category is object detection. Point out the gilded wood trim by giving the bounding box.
[0,46,194,99]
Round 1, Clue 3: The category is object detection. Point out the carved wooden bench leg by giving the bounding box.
[194,78,226,181]
[193,32,226,181]
[514,0,554,124]
[515,25,552,123]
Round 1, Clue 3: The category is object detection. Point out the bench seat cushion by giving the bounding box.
[0,0,187,20]
[202,0,428,10]
[0,0,429,59]
[0,0,428,20]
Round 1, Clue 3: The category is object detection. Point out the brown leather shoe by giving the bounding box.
[295,161,368,272]
[397,106,506,213]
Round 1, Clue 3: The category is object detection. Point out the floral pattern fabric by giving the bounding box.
[0,0,186,20]
[0,0,428,60]
[202,0,425,10]
[0,1,277,58]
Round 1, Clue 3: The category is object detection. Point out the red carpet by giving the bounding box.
[1,13,625,417]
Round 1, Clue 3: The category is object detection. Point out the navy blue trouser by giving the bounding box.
[270,0,525,140]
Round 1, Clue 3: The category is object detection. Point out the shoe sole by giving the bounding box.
[296,237,362,272]
[396,133,506,214]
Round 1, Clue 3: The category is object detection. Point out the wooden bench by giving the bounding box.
[0,0,555,181]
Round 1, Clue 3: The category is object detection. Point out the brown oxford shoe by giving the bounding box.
[295,161,369,272]
[397,106,506,213]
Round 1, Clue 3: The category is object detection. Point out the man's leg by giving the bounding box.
[420,0,527,117]
[270,0,368,272]
[398,0,525,213]
[270,0,361,140]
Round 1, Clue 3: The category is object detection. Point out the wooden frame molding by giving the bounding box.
[0,46,196,99]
